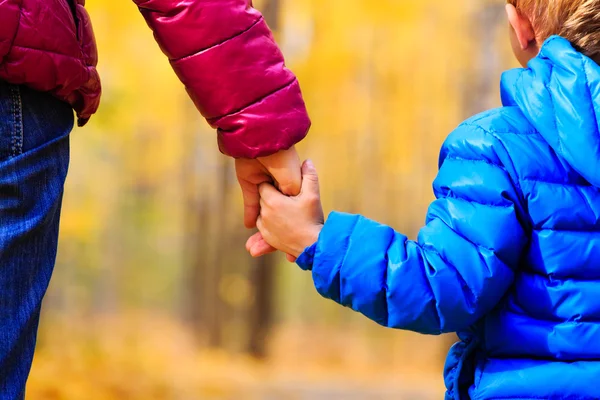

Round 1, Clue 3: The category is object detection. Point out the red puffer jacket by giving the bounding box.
[0,0,310,158]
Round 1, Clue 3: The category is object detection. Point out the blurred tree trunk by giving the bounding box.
[181,95,227,347]
[248,254,276,357]
[206,157,233,347]
[185,157,230,347]
[245,0,281,358]
[94,217,120,313]
[185,195,211,339]
[181,115,203,335]
[464,2,506,115]
[262,0,281,31]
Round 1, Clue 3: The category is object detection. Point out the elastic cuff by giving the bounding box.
[296,242,317,271]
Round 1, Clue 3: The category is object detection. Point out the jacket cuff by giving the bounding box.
[213,79,310,158]
[306,212,362,301]
[296,242,317,271]
[296,212,359,273]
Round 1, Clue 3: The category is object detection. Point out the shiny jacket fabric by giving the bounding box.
[0,0,100,126]
[297,36,600,399]
[0,0,310,158]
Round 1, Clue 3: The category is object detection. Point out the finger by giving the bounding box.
[250,239,277,258]
[256,215,264,234]
[286,254,297,263]
[300,159,320,197]
[272,168,302,196]
[251,217,277,257]
[239,179,260,229]
[245,231,264,252]
[259,147,302,196]
[258,182,282,202]
[259,196,267,212]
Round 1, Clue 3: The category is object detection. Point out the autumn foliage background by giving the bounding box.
[29,0,516,399]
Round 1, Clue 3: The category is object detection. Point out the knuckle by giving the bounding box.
[258,183,269,195]
[260,207,271,220]
[304,194,320,206]
[263,197,276,209]
[278,183,292,195]
[279,181,300,196]
[264,230,274,242]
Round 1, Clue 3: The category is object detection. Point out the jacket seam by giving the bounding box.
[440,189,513,209]
[515,272,600,322]
[429,211,513,273]
[408,240,442,333]
[457,124,526,196]
[489,132,528,214]
[431,200,520,274]
[170,16,263,63]
[382,232,395,327]
[581,54,600,141]
[514,70,525,122]
[445,155,506,171]
[459,123,531,232]
[546,64,563,155]
[522,266,600,282]
[460,122,537,137]
[211,78,297,128]
[425,244,480,305]
[422,244,480,324]
[336,215,360,305]
[520,177,591,188]
[11,45,87,61]
[429,204,501,257]
[9,84,22,157]
[572,176,597,222]
[503,300,597,325]
[5,3,23,63]
[537,226,600,233]
[442,155,525,210]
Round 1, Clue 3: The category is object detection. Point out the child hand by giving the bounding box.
[246,160,324,259]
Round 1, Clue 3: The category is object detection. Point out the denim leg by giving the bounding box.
[0,82,73,399]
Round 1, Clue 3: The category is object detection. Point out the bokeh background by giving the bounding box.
[29,0,518,399]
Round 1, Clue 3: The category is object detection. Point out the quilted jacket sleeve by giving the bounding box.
[133,0,310,158]
[0,1,20,64]
[296,123,529,334]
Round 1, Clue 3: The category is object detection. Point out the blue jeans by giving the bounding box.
[0,81,72,399]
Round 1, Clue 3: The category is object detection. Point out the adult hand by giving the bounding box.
[235,146,302,257]
[251,160,324,259]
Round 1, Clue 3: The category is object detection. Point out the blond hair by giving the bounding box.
[508,0,600,61]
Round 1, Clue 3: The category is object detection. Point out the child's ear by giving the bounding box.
[506,4,536,51]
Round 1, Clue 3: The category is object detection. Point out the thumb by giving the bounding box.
[300,160,320,196]
[258,147,302,196]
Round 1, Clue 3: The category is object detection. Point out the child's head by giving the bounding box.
[506,0,600,66]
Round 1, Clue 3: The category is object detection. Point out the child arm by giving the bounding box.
[296,123,529,334]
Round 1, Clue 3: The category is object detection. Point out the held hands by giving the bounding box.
[236,146,323,260]
[247,160,324,259]
[236,146,302,229]
[236,146,303,257]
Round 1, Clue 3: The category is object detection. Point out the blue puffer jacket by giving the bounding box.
[296,36,600,400]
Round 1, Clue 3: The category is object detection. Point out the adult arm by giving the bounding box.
[132,0,310,159]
